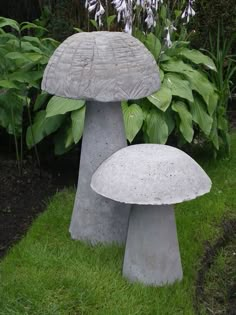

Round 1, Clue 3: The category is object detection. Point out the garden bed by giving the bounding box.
[0,147,79,258]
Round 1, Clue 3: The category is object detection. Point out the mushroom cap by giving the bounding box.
[41,31,160,102]
[91,144,212,205]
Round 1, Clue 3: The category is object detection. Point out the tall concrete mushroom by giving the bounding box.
[91,144,212,285]
[41,31,160,244]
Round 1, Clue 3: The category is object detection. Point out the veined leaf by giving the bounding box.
[46,96,85,117]
[161,59,217,114]
[145,108,168,144]
[20,22,47,32]
[122,102,144,143]
[0,17,20,32]
[22,36,41,45]
[71,106,86,144]
[54,122,74,155]
[26,110,64,148]
[145,33,161,60]
[172,101,194,143]
[165,109,175,135]
[107,15,116,29]
[34,92,50,111]
[178,48,217,71]
[163,73,194,102]
[189,96,213,136]
[147,86,172,112]
[0,80,19,89]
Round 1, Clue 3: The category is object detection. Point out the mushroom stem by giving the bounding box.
[123,204,183,285]
[69,101,130,244]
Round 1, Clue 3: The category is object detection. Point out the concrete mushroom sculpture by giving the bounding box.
[91,144,212,285]
[41,31,160,244]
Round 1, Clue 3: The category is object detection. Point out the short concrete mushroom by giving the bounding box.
[41,31,160,244]
[91,144,212,285]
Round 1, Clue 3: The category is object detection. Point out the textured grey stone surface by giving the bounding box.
[123,205,183,286]
[69,101,130,244]
[91,144,212,205]
[41,31,160,102]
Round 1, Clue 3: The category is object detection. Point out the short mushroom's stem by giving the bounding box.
[123,205,183,286]
[69,101,130,244]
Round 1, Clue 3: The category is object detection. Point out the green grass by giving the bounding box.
[0,134,236,315]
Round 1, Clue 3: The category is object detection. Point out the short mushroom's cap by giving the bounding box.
[42,32,160,102]
[91,144,212,205]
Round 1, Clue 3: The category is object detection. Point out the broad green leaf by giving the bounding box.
[122,102,144,143]
[145,33,162,60]
[208,90,218,116]
[34,92,50,111]
[20,22,47,32]
[163,73,194,102]
[9,70,43,86]
[20,41,43,54]
[0,80,19,89]
[107,15,116,29]
[5,52,28,61]
[22,36,41,45]
[54,123,74,155]
[161,59,217,113]
[159,69,165,82]
[71,106,86,144]
[165,109,175,135]
[26,110,64,148]
[90,19,99,30]
[145,108,168,144]
[172,101,194,142]
[0,17,20,32]
[189,96,213,136]
[46,96,85,117]
[147,86,172,112]
[24,52,43,62]
[178,48,217,71]
[217,115,228,131]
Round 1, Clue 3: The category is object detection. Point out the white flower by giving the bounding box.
[112,0,133,34]
[181,0,195,24]
[86,0,105,27]
[164,24,176,48]
[145,7,156,29]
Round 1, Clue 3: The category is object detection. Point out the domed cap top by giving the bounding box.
[42,32,160,102]
[91,144,212,205]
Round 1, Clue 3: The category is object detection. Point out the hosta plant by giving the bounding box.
[0,17,58,171]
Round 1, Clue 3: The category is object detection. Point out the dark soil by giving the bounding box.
[195,217,236,315]
[0,147,79,259]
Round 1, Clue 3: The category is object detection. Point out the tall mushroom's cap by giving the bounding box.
[91,144,212,205]
[41,32,160,102]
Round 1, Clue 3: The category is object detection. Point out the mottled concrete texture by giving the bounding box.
[123,205,183,286]
[69,101,130,244]
[41,31,160,102]
[91,144,212,285]
[91,144,212,205]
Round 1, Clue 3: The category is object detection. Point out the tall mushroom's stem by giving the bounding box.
[69,101,130,244]
[123,205,183,285]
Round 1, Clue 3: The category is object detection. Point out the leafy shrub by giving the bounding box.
[0,17,58,171]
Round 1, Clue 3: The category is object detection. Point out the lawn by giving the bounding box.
[0,134,236,315]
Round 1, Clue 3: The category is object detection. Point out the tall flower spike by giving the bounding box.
[181,0,195,24]
[86,0,105,26]
[145,7,156,29]
[112,0,133,34]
